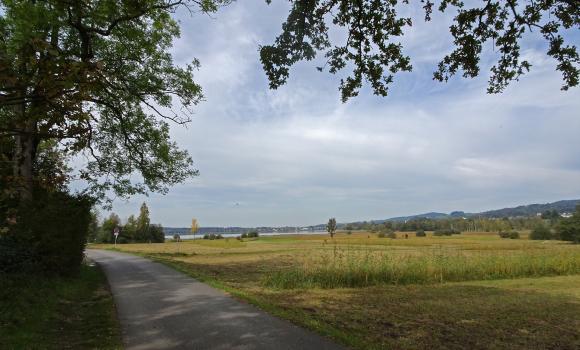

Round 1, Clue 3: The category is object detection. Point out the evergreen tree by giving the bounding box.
[136,203,151,242]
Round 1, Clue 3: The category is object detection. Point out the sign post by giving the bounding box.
[114,227,120,246]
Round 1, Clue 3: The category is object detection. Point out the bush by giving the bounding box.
[433,229,461,236]
[247,231,259,238]
[498,231,519,239]
[0,190,92,276]
[148,224,165,243]
[241,232,248,239]
[529,225,552,240]
[202,233,224,240]
[377,232,386,238]
[416,229,426,237]
[387,232,397,239]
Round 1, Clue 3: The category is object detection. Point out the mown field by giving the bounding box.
[94,231,580,349]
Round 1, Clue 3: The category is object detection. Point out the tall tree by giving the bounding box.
[124,214,138,243]
[0,1,229,203]
[136,202,151,241]
[99,212,121,243]
[191,218,199,240]
[326,217,337,238]
[261,0,579,101]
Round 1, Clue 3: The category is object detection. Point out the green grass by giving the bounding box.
[147,255,580,350]
[94,232,580,349]
[0,264,122,349]
[264,247,580,288]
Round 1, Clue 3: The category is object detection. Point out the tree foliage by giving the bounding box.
[529,224,552,240]
[262,0,579,101]
[95,203,164,243]
[0,0,230,203]
[326,217,337,238]
[556,205,580,243]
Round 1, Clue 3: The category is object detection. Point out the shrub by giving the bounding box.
[377,232,386,238]
[387,232,397,239]
[346,230,352,235]
[0,190,92,276]
[173,234,181,242]
[498,231,519,239]
[529,226,552,240]
[433,229,461,236]
[148,224,165,243]
[247,231,259,238]
[416,229,426,237]
[241,232,248,239]
[203,234,209,240]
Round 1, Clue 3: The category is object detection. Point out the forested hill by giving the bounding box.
[383,199,580,222]
[477,199,580,218]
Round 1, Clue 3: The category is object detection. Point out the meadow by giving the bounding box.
[94,231,580,349]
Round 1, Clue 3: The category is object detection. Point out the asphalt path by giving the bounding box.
[86,249,345,350]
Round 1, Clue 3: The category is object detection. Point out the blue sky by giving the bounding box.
[107,1,580,227]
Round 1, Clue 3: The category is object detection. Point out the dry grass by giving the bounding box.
[93,231,580,349]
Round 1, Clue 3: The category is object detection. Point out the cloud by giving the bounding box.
[104,0,580,227]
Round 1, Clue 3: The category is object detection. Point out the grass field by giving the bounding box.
[0,263,122,349]
[94,231,580,349]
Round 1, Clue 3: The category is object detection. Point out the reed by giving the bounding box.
[264,246,580,289]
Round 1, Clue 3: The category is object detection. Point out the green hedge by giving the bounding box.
[0,190,92,276]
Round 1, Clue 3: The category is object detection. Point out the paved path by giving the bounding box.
[86,249,345,350]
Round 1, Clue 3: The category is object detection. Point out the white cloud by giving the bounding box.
[105,0,580,227]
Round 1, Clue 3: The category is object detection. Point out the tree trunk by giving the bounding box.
[13,120,37,202]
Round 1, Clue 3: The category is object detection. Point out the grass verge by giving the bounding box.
[0,264,122,349]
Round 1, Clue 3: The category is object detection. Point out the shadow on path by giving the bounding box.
[87,249,345,350]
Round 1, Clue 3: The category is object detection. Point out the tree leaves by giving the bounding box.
[262,0,579,100]
[0,0,217,202]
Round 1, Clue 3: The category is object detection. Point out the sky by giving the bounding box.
[107,0,580,227]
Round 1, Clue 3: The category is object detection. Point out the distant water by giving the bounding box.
[165,231,328,240]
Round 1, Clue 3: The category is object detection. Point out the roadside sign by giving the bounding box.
[114,227,120,246]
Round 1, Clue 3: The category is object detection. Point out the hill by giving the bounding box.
[477,199,579,218]
[382,199,580,222]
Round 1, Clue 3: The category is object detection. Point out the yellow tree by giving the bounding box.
[191,218,199,240]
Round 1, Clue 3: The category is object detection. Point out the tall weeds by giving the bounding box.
[263,246,580,289]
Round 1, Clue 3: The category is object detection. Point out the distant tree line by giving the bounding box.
[529,206,580,243]
[346,216,548,234]
[89,203,164,244]
[343,207,580,244]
